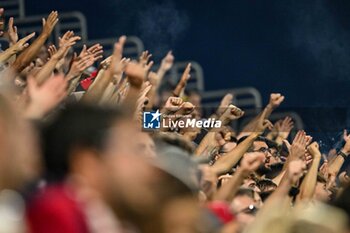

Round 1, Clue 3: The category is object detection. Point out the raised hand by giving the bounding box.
[86,43,103,61]
[307,141,320,157]
[125,61,147,88]
[108,36,127,75]
[57,31,79,58]
[290,130,308,160]
[7,17,18,45]
[275,116,294,139]
[113,57,130,84]
[254,108,273,134]
[268,93,285,109]
[217,93,233,116]
[173,63,191,97]
[67,46,95,79]
[220,104,244,121]
[54,34,80,60]
[47,44,57,59]
[163,96,184,113]
[59,31,74,48]
[159,51,174,72]
[42,11,59,36]
[11,32,36,53]
[139,50,152,67]
[26,74,68,119]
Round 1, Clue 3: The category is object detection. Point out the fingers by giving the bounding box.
[263,119,273,130]
[230,105,244,117]
[179,63,191,85]
[283,139,292,150]
[170,97,183,106]
[47,11,59,25]
[79,45,87,57]
[8,17,14,30]
[20,32,36,43]
[139,50,152,66]
[145,61,154,71]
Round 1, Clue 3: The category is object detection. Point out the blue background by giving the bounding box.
[24,0,350,148]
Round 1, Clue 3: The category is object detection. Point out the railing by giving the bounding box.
[201,87,262,111]
[9,12,87,45]
[1,0,25,19]
[152,61,204,93]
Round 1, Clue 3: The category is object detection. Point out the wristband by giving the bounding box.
[338,151,348,160]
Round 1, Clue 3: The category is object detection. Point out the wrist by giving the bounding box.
[250,131,260,139]
[25,103,46,119]
[266,103,275,110]
[313,152,322,160]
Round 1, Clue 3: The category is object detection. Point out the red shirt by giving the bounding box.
[26,184,89,233]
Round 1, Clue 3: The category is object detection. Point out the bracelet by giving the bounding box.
[338,151,348,160]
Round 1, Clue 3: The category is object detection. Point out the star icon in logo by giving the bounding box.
[150,110,161,122]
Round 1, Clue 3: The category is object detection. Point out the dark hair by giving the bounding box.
[238,136,267,153]
[256,179,277,193]
[41,104,123,182]
[235,188,255,199]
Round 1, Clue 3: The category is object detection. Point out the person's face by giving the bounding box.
[253,141,272,168]
[231,195,257,229]
[134,132,156,159]
[314,181,331,202]
[102,121,160,212]
[267,148,281,166]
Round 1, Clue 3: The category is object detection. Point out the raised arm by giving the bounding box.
[240,93,284,136]
[11,11,58,73]
[157,51,174,80]
[0,33,35,63]
[24,74,68,119]
[210,109,273,175]
[194,104,244,156]
[172,63,191,97]
[214,152,265,202]
[35,34,80,85]
[328,130,350,177]
[81,36,126,103]
[296,142,321,202]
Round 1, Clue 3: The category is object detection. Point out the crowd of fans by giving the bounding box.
[1,8,350,233]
